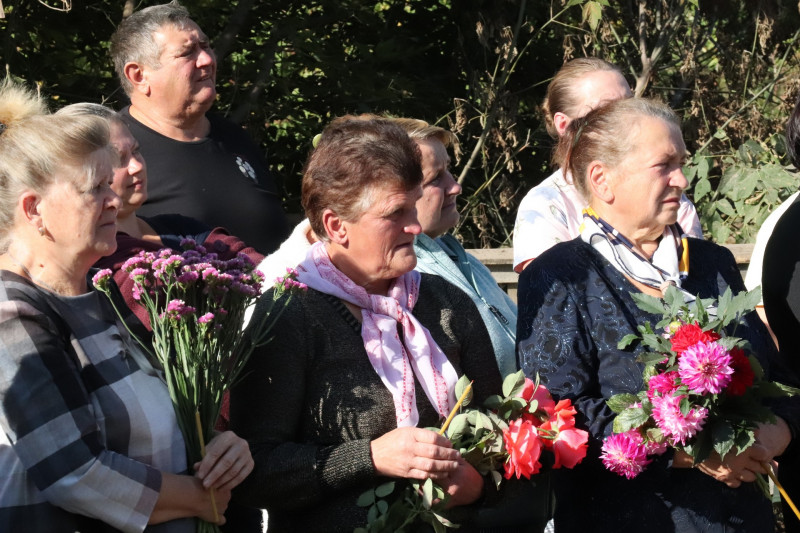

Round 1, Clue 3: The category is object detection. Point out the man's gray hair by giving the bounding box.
[110,1,195,96]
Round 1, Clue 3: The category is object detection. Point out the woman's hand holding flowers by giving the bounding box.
[193,431,254,491]
[370,427,460,481]
[439,457,484,508]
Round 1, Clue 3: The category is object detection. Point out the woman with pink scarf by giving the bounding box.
[230,119,506,532]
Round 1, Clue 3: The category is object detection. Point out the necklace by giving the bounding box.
[6,251,63,294]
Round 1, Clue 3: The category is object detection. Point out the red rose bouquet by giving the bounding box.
[601,286,796,487]
[355,371,588,533]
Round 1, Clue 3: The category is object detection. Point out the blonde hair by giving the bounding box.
[542,58,625,140]
[0,82,111,250]
[557,98,679,201]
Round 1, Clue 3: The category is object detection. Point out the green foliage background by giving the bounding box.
[3,0,800,246]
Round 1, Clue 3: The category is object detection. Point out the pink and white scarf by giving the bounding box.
[296,242,458,427]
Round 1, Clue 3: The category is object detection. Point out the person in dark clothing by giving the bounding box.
[230,118,545,532]
[759,93,800,533]
[517,98,800,533]
[110,1,288,254]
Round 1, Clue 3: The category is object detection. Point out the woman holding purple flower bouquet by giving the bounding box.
[516,98,800,532]
[0,82,253,531]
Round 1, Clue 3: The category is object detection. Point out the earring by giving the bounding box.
[38,226,45,236]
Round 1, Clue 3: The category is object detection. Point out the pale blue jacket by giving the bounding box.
[414,234,518,376]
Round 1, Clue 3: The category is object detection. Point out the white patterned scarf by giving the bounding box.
[580,207,691,300]
[296,242,458,427]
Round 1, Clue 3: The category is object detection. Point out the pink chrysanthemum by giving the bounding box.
[650,393,707,445]
[678,341,733,395]
[601,430,650,479]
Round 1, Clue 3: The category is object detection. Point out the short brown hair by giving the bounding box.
[542,58,626,139]
[558,98,680,201]
[302,118,423,241]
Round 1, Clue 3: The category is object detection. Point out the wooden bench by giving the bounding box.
[465,243,755,303]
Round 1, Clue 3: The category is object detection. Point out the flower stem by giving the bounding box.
[439,381,473,436]
[762,461,800,522]
[195,410,219,522]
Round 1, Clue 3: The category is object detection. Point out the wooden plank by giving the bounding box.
[465,243,754,304]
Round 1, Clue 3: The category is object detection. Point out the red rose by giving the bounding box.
[502,418,543,479]
[530,384,556,419]
[726,347,755,396]
[670,323,721,354]
[552,426,589,469]
[517,377,536,402]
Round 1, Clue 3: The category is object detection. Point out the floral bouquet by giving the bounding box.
[355,371,588,533]
[601,286,796,486]
[93,239,304,532]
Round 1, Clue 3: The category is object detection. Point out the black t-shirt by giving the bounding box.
[119,106,288,254]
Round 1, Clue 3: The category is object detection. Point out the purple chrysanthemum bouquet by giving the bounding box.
[601,286,796,490]
[93,239,304,532]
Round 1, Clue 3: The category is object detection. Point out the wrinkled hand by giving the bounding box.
[371,427,460,481]
[440,457,484,509]
[755,418,791,458]
[674,445,770,489]
[193,431,254,491]
[197,481,232,524]
[674,418,792,488]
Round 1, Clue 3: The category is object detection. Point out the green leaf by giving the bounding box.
[455,375,473,407]
[617,333,639,349]
[447,413,472,440]
[502,370,526,398]
[374,481,395,498]
[582,1,603,31]
[606,393,640,413]
[367,504,378,523]
[376,500,388,515]
[356,490,375,507]
[422,478,435,509]
[630,291,667,314]
[711,422,735,460]
[612,407,649,432]
[693,177,712,201]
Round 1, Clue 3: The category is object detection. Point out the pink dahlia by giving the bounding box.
[647,371,680,401]
[601,430,650,479]
[678,341,733,395]
[651,393,707,445]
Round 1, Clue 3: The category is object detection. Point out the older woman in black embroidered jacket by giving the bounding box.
[516,98,800,533]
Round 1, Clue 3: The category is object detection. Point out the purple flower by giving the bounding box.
[180,237,198,250]
[202,267,220,281]
[651,394,707,445]
[132,283,145,301]
[92,269,113,290]
[678,341,734,395]
[164,299,196,321]
[197,312,215,324]
[601,430,651,479]
[176,270,200,284]
[122,251,155,272]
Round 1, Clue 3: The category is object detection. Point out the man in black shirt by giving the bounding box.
[110,1,288,254]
